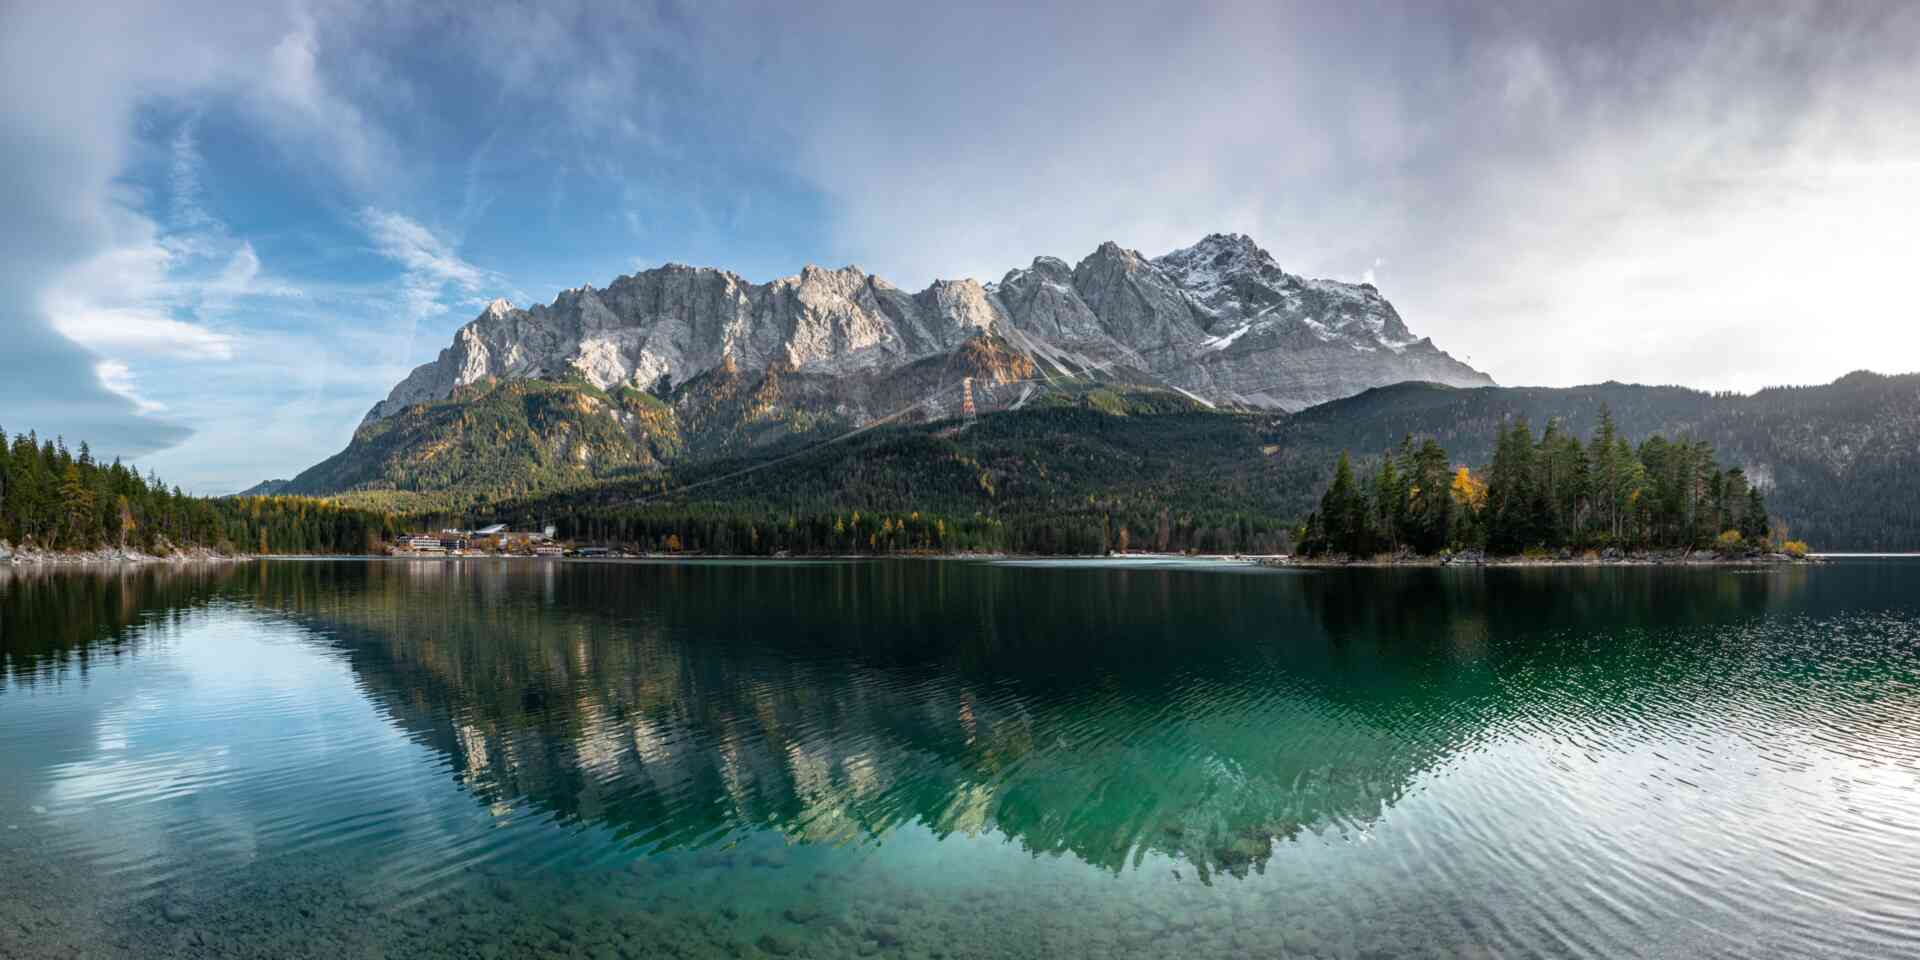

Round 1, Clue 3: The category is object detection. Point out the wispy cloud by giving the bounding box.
[95,360,166,414]
[250,18,396,191]
[168,120,215,233]
[44,207,236,362]
[208,241,304,300]
[361,207,499,321]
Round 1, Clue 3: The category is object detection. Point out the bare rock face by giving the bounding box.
[364,233,1491,425]
[1140,234,1493,410]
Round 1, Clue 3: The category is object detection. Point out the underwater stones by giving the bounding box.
[159,900,196,924]
[750,848,789,869]
[756,931,800,956]
[782,903,822,925]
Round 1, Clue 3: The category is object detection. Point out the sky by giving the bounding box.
[2,1,1917,493]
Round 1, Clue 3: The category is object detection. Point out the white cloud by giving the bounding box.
[210,242,303,299]
[95,360,166,414]
[44,208,236,361]
[362,208,490,291]
[696,2,1920,391]
[55,306,235,361]
[8,0,1920,489]
[362,207,498,321]
[169,120,215,232]
[249,19,394,190]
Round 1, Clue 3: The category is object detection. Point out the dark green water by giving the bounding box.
[1,558,1916,959]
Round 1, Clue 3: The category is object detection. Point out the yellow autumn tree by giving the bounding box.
[1449,466,1488,513]
[117,495,137,546]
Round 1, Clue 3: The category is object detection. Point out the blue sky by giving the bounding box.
[4,1,1918,493]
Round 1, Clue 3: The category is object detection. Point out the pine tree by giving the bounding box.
[1321,451,1363,555]
[1407,439,1453,553]
[0,425,9,541]
[1742,487,1769,541]
[1373,451,1402,552]
[59,462,95,548]
[1486,419,1537,553]
[1537,421,1589,545]
[1590,406,1621,541]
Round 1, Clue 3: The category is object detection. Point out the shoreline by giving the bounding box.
[0,541,252,566]
[1263,552,1820,569]
[0,546,1842,569]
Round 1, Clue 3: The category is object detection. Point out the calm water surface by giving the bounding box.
[1,558,1916,959]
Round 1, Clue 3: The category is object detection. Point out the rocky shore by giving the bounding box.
[0,539,246,565]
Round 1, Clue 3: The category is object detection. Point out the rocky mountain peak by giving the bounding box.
[1154,233,1289,293]
[1080,240,1150,272]
[1029,255,1073,277]
[360,232,1493,426]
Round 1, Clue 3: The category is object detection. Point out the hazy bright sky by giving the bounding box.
[4,1,1917,493]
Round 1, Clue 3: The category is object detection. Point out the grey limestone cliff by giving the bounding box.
[365,233,1491,424]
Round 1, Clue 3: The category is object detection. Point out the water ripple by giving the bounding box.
[2,559,1918,958]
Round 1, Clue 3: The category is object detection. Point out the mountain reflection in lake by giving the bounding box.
[2,558,1917,959]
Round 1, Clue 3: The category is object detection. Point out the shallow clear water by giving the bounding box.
[2,558,1917,959]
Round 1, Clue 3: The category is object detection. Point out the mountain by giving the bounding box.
[363,233,1489,426]
[481,371,1920,553]
[278,233,1488,508]
[280,334,1083,507]
[272,231,1920,551]
[233,478,292,497]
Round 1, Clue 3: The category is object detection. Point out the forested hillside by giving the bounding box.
[280,377,679,510]
[1263,371,1920,550]
[279,337,1052,514]
[463,388,1296,555]
[1,429,392,556]
[461,371,1919,554]
[207,367,1920,556]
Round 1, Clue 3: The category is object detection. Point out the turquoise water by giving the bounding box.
[2,558,1917,958]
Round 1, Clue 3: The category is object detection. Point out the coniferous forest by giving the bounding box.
[1296,409,1807,559]
[0,399,1833,561]
[0,429,393,556]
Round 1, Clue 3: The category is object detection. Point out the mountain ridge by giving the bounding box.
[364,233,1492,426]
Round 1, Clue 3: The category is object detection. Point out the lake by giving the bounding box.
[2,558,1916,959]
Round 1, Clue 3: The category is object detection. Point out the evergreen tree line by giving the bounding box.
[1,429,393,555]
[1298,409,1804,558]
[525,502,1292,556]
